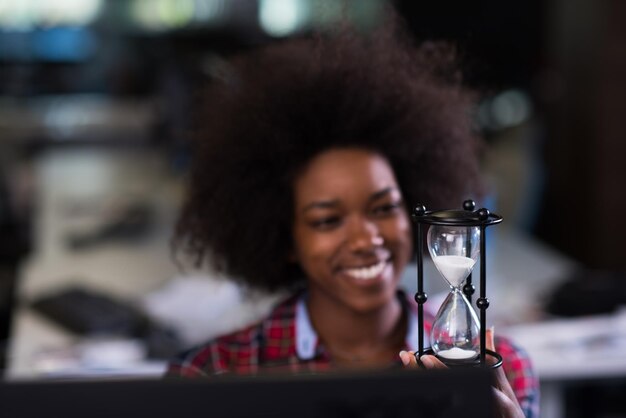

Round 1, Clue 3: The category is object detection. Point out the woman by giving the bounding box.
[168,17,538,418]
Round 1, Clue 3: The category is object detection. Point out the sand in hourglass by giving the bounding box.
[432,255,476,288]
[437,346,478,360]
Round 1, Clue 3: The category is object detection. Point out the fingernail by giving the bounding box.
[399,350,409,365]
[420,355,434,368]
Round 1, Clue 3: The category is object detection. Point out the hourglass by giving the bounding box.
[412,200,503,368]
[428,224,481,362]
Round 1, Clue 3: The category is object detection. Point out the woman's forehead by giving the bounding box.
[293,148,399,204]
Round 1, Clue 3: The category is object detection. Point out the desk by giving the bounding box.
[501,311,626,417]
[6,147,183,379]
[6,146,281,379]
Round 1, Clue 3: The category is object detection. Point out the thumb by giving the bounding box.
[486,326,495,352]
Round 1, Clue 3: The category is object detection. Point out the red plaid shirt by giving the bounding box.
[167,290,539,418]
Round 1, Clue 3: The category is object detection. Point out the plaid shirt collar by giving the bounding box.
[295,291,425,360]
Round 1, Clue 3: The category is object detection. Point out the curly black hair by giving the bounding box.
[176,19,485,292]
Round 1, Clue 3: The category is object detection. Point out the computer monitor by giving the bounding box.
[0,368,493,418]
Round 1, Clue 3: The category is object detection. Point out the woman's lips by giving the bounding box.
[342,259,389,281]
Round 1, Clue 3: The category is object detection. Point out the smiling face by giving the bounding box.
[292,148,413,314]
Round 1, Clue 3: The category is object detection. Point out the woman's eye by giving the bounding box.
[309,216,341,230]
[373,202,401,216]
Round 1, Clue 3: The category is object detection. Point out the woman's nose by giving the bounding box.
[346,217,384,251]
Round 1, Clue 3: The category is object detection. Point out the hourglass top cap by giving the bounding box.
[412,203,502,227]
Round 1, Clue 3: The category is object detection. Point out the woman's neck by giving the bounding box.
[306,290,405,367]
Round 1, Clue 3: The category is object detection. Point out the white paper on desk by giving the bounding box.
[31,337,167,378]
[500,307,626,380]
[139,275,284,347]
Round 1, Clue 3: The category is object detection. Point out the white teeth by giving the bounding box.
[344,260,387,280]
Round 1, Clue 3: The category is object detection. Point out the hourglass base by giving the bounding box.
[416,348,503,369]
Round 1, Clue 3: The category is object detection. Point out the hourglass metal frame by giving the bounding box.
[412,200,503,368]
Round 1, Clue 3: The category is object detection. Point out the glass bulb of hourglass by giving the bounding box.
[430,289,481,360]
[427,225,481,361]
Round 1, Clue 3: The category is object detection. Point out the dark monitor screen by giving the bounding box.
[0,368,493,418]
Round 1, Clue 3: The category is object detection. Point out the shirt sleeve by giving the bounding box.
[496,336,540,418]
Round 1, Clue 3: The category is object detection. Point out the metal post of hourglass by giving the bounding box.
[412,200,503,368]
[462,200,476,352]
[412,205,428,360]
[462,200,476,304]
[477,208,491,365]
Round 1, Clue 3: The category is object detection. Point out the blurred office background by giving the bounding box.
[1,1,626,417]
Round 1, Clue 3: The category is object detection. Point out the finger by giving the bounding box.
[487,328,521,409]
[492,387,525,418]
[486,327,499,367]
[486,326,495,351]
[398,350,418,368]
[419,355,447,370]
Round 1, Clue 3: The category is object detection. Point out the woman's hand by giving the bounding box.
[484,328,525,418]
[398,329,525,418]
[398,350,446,369]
